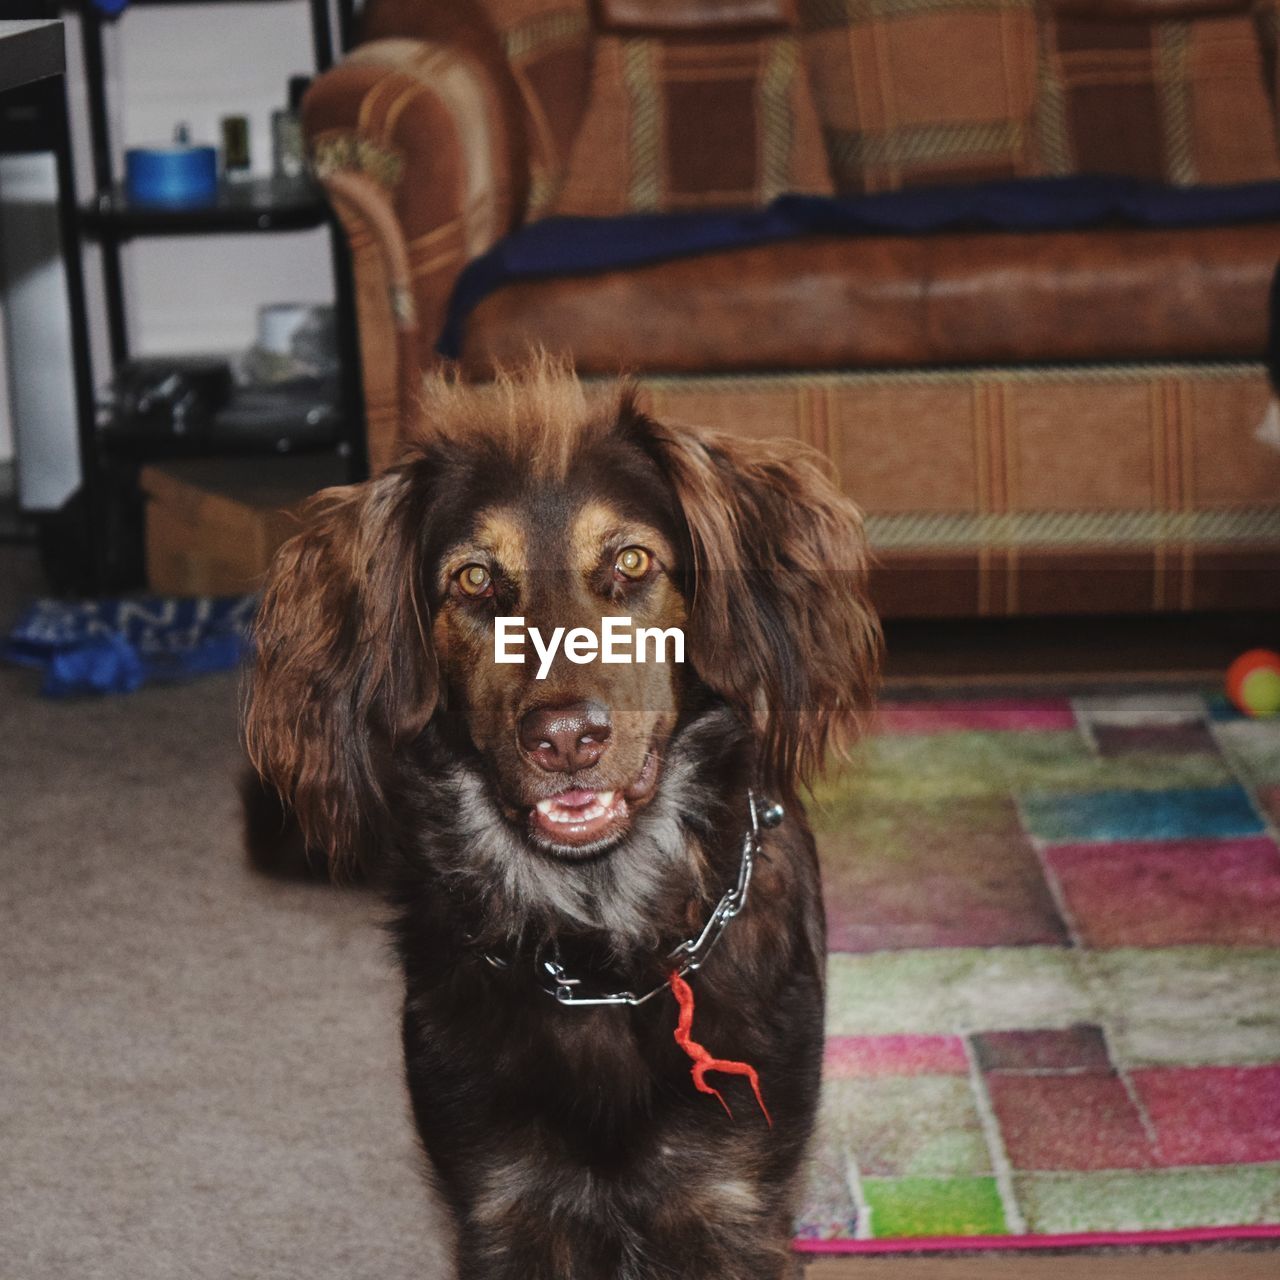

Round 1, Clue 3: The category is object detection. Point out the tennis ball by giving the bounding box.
[1226,650,1280,719]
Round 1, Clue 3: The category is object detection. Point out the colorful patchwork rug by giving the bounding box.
[796,684,1280,1255]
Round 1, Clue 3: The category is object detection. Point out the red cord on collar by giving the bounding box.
[668,971,772,1127]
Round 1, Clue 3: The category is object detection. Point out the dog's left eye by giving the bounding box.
[614,546,651,581]
[456,564,494,597]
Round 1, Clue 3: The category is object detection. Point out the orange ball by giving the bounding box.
[1226,649,1280,718]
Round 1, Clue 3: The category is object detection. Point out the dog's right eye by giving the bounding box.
[455,564,493,598]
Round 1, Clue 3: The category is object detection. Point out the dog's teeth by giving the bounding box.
[536,791,618,829]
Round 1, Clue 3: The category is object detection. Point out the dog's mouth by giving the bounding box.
[526,750,661,858]
[531,787,628,848]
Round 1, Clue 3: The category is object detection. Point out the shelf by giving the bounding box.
[99,424,345,464]
[79,175,329,237]
[99,387,345,464]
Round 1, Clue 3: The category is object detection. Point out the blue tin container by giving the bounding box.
[124,144,218,206]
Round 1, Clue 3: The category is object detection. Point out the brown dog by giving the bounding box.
[246,360,879,1279]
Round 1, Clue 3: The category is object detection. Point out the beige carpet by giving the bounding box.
[0,548,454,1280]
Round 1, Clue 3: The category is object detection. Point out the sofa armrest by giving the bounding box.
[303,37,527,472]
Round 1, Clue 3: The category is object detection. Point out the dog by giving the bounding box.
[245,360,879,1279]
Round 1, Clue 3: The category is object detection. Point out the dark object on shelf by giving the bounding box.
[106,355,234,438]
[102,372,340,461]
[212,379,340,451]
[220,114,251,182]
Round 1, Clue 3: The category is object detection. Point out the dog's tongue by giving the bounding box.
[552,789,598,809]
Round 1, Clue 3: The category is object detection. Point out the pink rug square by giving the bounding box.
[985,1072,1156,1171]
[873,698,1077,735]
[1045,837,1280,947]
[824,1035,969,1079]
[1135,1065,1280,1166]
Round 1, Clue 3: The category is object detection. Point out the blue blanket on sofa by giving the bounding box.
[437,175,1280,359]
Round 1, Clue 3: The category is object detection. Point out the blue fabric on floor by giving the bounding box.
[3,596,257,697]
[437,175,1280,358]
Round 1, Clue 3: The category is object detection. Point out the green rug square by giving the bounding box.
[816,731,1231,816]
[1017,1167,1280,1234]
[861,1176,1008,1238]
[820,1077,990,1178]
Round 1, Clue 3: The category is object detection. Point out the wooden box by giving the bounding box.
[140,456,347,596]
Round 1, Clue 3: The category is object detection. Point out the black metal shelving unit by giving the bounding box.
[66,0,362,586]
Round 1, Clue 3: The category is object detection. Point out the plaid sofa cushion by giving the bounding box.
[482,0,594,215]
[1035,10,1280,184]
[797,0,1041,195]
[549,30,834,216]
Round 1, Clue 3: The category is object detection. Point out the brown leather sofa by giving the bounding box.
[303,0,1280,615]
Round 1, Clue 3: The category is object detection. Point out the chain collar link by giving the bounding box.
[535,789,784,1008]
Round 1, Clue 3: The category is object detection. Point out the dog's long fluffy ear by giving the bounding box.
[244,469,437,867]
[626,402,881,798]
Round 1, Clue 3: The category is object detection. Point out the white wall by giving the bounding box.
[0,1,339,465]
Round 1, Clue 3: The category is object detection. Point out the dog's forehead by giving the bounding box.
[421,410,684,575]
[465,496,662,572]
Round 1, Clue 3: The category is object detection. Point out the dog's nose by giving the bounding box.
[519,701,612,773]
